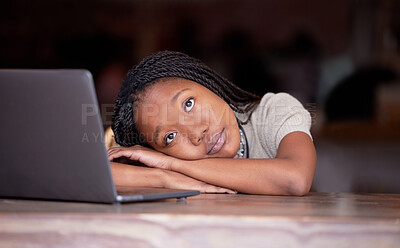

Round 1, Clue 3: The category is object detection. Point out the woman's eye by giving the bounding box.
[184,98,194,112]
[165,132,177,145]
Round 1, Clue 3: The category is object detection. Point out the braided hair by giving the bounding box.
[112,50,261,147]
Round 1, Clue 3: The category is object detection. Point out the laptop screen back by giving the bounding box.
[0,69,118,203]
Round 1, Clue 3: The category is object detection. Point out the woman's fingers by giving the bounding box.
[200,184,237,194]
[107,145,174,170]
[107,146,140,161]
[108,149,133,161]
[163,170,237,194]
[108,147,238,194]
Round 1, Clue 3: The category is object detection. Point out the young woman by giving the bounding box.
[107,51,316,195]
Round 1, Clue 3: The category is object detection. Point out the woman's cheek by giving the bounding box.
[168,147,205,160]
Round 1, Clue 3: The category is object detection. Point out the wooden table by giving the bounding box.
[1,192,400,248]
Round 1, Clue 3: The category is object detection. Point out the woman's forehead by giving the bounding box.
[141,78,202,102]
[148,78,198,92]
[135,79,196,126]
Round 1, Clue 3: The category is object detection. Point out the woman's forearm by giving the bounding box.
[108,133,316,195]
[110,161,237,193]
[171,132,316,195]
[173,158,305,195]
[110,162,164,187]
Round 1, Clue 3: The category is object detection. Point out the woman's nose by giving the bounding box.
[188,124,208,146]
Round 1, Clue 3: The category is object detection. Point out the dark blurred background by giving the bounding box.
[1,0,400,193]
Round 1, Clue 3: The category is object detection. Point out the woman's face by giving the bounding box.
[135,78,240,160]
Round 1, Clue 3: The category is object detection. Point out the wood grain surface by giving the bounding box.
[1,192,399,248]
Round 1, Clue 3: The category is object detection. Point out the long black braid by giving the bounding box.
[112,50,261,147]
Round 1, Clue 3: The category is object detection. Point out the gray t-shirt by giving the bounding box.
[236,93,312,158]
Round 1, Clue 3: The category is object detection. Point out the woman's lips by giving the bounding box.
[207,128,226,155]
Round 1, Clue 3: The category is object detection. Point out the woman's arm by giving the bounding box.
[110,162,236,193]
[109,131,316,195]
[110,162,163,187]
[172,132,316,195]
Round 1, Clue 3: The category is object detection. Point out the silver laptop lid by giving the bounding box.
[0,69,118,203]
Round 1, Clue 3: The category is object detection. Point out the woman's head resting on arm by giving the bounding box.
[111,51,260,159]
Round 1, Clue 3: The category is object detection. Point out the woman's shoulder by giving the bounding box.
[234,92,305,123]
[245,92,312,158]
[252,92,306,118]
[258,92,303,107]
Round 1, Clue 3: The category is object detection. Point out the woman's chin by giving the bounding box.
[212,146,239,158]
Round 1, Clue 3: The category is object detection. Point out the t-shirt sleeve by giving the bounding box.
[252,93,312,157]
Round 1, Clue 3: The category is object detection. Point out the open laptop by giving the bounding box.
[0,69,199,204]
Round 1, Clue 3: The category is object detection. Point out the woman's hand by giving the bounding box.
[108,147,237,194]
[110,161,236,194]
[108,145,175,170]
[162,169,237,194]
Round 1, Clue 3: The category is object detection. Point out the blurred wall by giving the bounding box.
[1,0,400,193]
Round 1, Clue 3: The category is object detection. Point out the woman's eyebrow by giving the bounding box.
[171,88,190,104]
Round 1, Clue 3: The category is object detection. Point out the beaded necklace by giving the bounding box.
[236,122,249,158]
